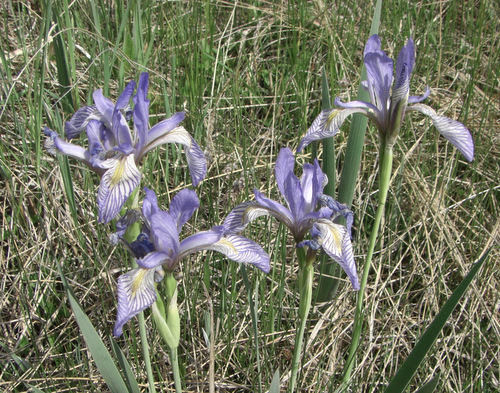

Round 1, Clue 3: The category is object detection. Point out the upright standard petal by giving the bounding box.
[143,187,160,221]
[133,73,150,153]
[114,267,158,336]
[300,160,325,213]
[149,210,180,256]
[97,154,141,223]
[363,35,393,114]
[92,89,115,126]
[312,219,359,290]
[169,188,200,232]
[275,147,296,198]
[407,103,474,162]
[207,234,271,273]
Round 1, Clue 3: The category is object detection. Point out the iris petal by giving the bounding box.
[64,105,99,139]
[297,108,364,152]
[92,89,115,125]
[208,235,270,273]
[222,201,267,234]
[406,103,474,162]
[169,188,200,231]
[133,73,150,153]
[97,154,141,223]
[43,128,94,167]
[114,267,157,337]
[313,219,359,290]
[363,35,393,113]
[275,147,295,198]
[142,126,207,186]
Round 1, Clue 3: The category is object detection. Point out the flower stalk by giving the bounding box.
[288,247,315,393]
[342,140,393,383]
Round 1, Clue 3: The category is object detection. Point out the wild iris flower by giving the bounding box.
[297,35,474,162]
[224,147,359,290]
[44,73,207,223]
[112,188,270,337]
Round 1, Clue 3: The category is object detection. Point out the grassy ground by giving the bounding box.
[1,0,498,392]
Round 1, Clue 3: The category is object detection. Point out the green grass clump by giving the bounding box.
[0,0,498,392]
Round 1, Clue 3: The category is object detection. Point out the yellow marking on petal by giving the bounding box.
[131,269,148,298]
[216,238,238,253]
[327,225,342,248]
[327,109,340,125]
[110,158,127,187]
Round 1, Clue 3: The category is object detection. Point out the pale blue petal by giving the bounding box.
[137,251,170,269]
[149,210,180,256]
[92,89,115,125]
[143,187,159,221]
[254,189,295,231]
[144,112,185,147]
[363,35,393,113]
[275,147,295,199]
[64,105,99,139]
[178,230,222,260]
[43,128,95,168]
[407,103,474,162]
[113,267,157,337]
[408,86,430,104]
[169,188,200,231]
[133,73,150,153]
[300,159,325,214]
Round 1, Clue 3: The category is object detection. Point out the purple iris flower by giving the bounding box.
[297,35,474,162]
[111,188,270,337]
[224,147,359,290]
[44,73,207,223]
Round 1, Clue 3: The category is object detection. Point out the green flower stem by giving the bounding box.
[288,247,316,393]
[342,140,393,383]
[169,347,182,393]
[153,274,182,392]
[123,189,157,393]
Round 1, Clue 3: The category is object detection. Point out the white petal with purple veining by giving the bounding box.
[407,103,474,162]
[313,219,359,290]
[114,267,157,337]
[97,154,141,223]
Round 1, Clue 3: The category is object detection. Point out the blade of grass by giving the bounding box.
[269,369,281,393]
[337,0,383,208]
[383,248,491,393]
[414,374,440,393]
[57,262,133,393]
[317,0,383,303]
[110,338,142,393]
[241,264,263,393]
[316,67,340,303]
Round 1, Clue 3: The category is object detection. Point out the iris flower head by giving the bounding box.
[224,147,359,290]
[111,188,270,336]
[297,35,474,162]
[44,73,207,223]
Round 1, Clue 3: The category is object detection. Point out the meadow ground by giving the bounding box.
[1,0,499,392]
